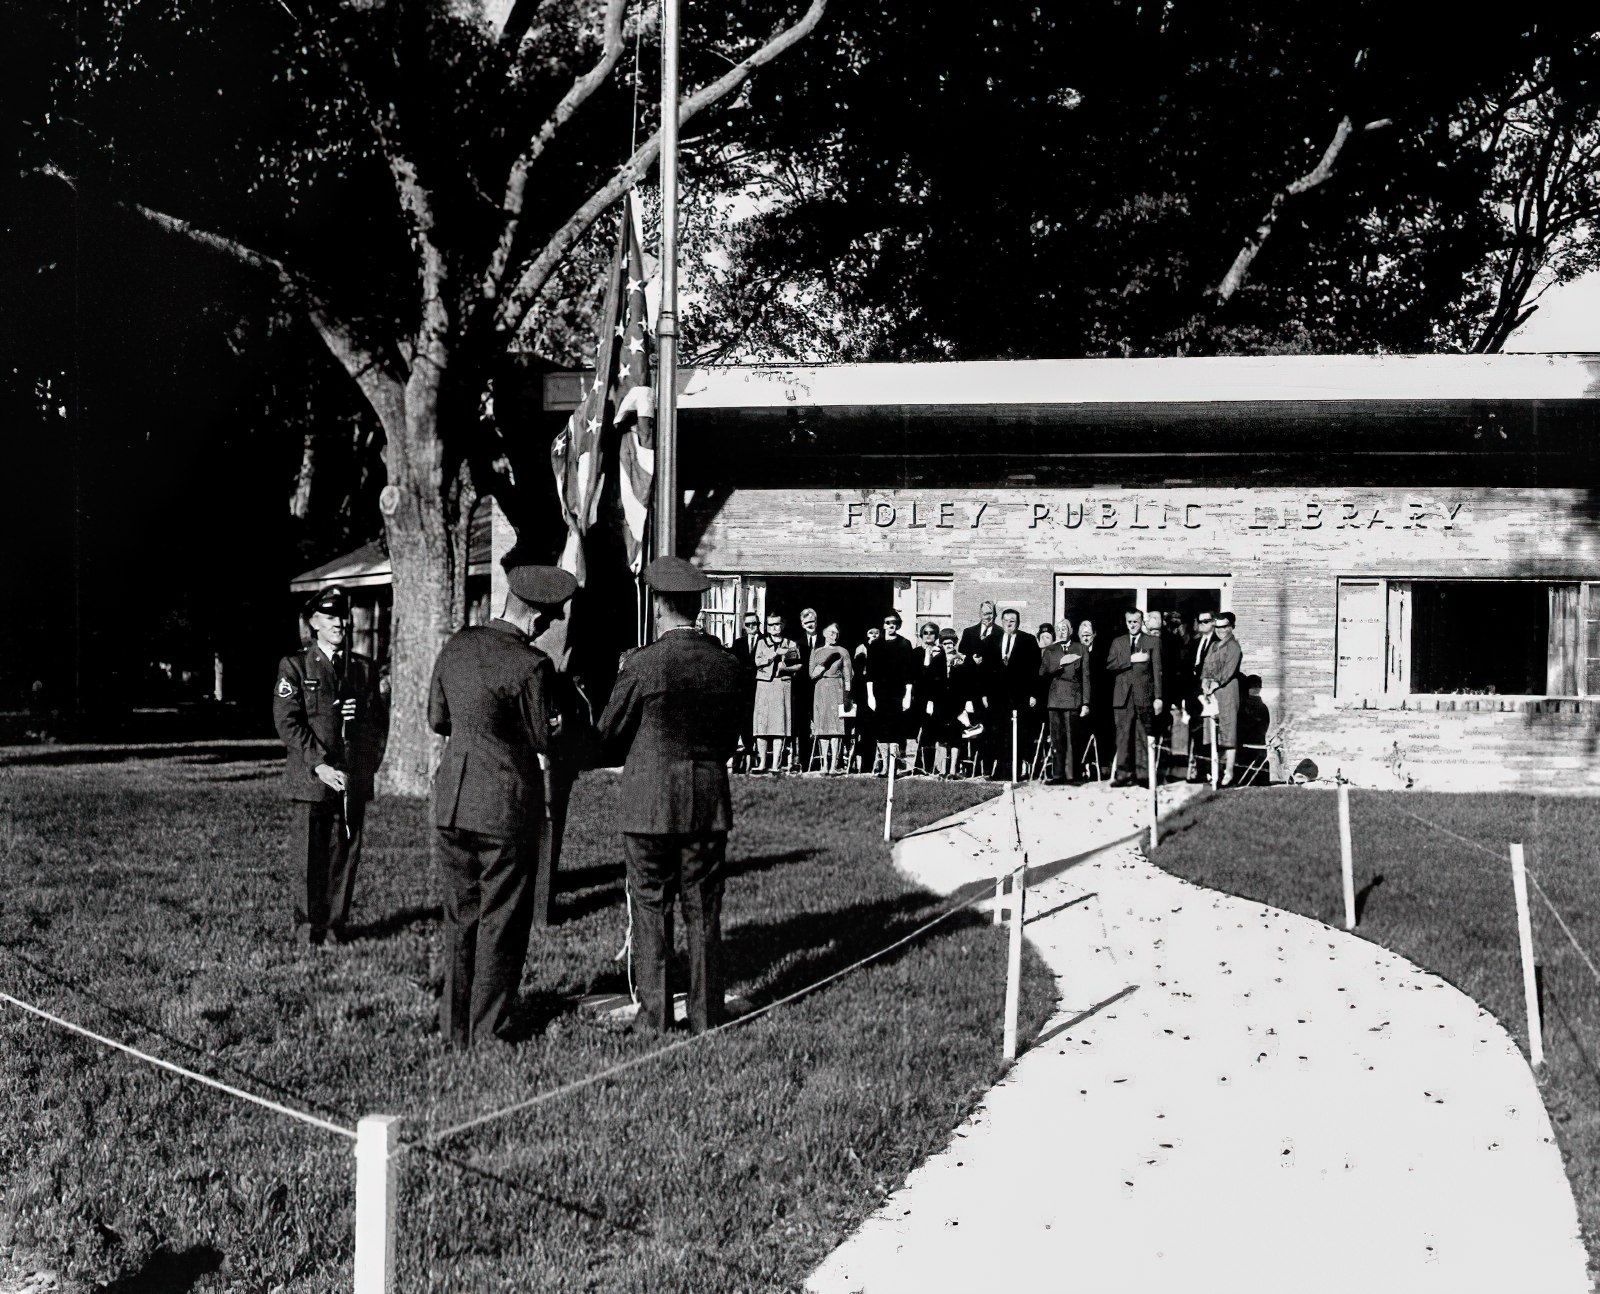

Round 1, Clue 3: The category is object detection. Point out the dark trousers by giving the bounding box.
[623,832,727,1034]
[436,825,536,1049]
[293,799,364,939]
[532,776,572,928]
[1047,709,1078,781]
[1114,701,1156,779]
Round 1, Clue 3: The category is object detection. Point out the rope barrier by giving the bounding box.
[0,991,358,1140]
[423,883,996,1148]
[1525,871,1600,993]
[1339,790,1600,995]
[1354,792,1509,864]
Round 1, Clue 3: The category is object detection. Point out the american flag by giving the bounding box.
[550,193,655,583]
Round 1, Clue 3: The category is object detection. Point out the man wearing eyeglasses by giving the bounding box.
[1106,606,1164,787]
[1184,611,1218,782]
[731,611,763,772]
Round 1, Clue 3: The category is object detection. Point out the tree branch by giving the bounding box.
[1213,114,1388,304]
[493,0,830,340]
[35,164,408,429]
[483,0,629,300]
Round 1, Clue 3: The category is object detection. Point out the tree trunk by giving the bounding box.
[376,390,464,797]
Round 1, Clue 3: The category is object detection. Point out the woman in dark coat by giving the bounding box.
[865,611,918,775]
[923,629,976,775]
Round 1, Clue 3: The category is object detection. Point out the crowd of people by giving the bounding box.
[715,599,1250,788]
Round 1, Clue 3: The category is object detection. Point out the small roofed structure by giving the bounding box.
[289,505,495,664]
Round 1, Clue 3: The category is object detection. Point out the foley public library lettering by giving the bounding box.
[677,356,1600,790]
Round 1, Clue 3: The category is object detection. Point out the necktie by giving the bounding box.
[1003,634,1012,663]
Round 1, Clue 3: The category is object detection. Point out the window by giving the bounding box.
[1335,578,1599,700]
[1055,574,1232,644]
[701,576,764,646]
[895,576,954,632]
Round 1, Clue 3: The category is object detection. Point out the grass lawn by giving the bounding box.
[1152,786,1600,1275]
[0,757,1041,1292]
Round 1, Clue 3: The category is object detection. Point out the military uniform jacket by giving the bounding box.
[1039,640,1092,710]
[597,628,753,836]
[1106,630,1164,708]
[428,619,555,836]
[273,645,379,804]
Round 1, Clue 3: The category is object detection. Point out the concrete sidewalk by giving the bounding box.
[807,782,1590,1294]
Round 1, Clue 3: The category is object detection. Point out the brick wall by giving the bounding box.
[692,485,1600,789]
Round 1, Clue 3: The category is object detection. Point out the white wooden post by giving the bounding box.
[1146,735,1159,851]
[1509,843,1544,1068]
[1338,781,1356,931]
[1002,858,1027,1061]
[353,1115,400,1294]
[882,754,896,843]
[1011,710,1019,785]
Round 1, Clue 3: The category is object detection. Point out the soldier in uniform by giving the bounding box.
[428,552,576,1049]
[597,555,753,1035]
[272,586,379,947]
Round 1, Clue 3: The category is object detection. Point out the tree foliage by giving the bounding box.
[691,1,1600,361]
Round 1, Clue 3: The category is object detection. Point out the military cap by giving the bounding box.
[303,586,349,621]
[503,558,578,605]
[643,555,711,593]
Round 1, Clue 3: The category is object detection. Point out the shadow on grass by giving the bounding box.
[0,941,359,1125]
[1547,986,1600,1100]
[0,743,281,768]
[556,849,824,924]
[93,1244,223,1293]
[723,890,987,1003]
[344,904,442,942]
[1354,873,1386,924]
[412,1147,781,1289]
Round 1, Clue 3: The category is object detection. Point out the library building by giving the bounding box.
[665,353,1600,791]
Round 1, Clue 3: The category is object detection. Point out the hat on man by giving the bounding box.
[303,586,349,621]
[501,543,578,605]
[643,555,711,593]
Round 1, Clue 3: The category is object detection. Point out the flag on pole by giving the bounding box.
[616,196,656,574]
[550,193,655,584]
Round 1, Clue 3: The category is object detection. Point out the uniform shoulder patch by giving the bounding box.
[276,677,294,699]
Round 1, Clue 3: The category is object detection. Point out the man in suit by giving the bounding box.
[794,606,822,765]
[729,609,763,770]
[1106,607,1164,787]
[958,601,1001,770]
[1185,611,1217,781]
[273,585,381,947]
[427,553,576,1049]
[1039,618,1091,784]
[992,608,1041,779]
[598,555,753,1034]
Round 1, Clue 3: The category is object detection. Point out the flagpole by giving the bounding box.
[653,0,681,560]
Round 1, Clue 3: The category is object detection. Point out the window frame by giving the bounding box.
[1334,575,1594,705]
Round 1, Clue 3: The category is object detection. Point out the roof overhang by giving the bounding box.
[678,354,1600,411]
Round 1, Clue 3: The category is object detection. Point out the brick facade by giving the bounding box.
[691,484,1600,790]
